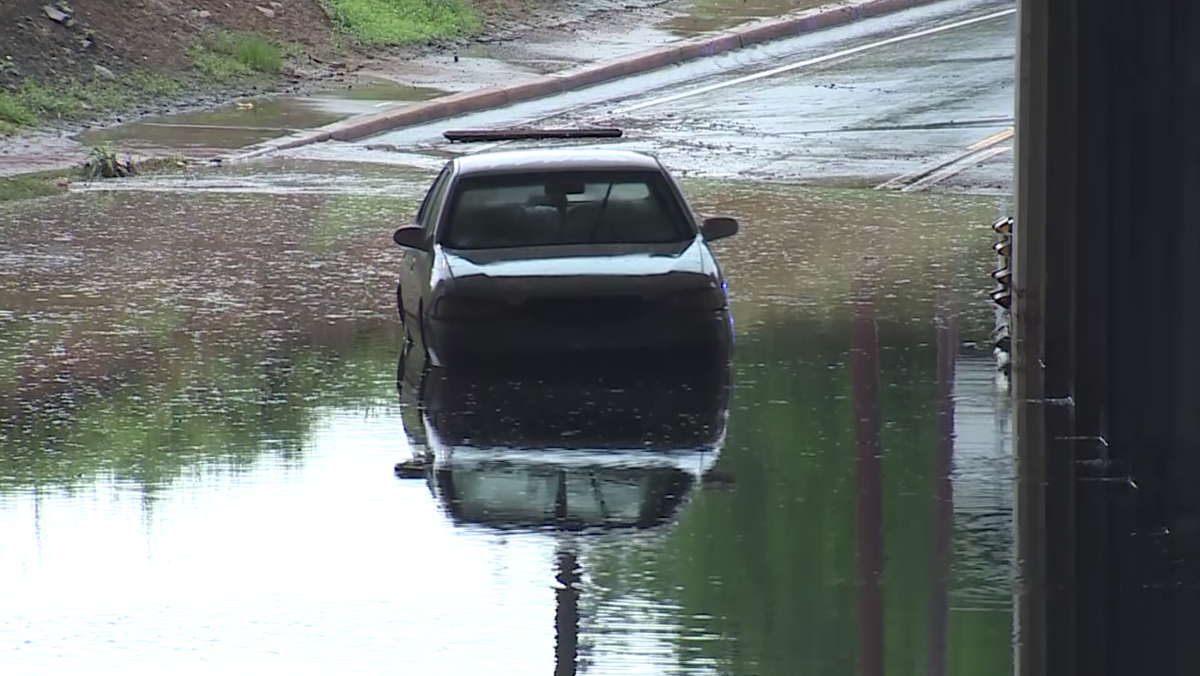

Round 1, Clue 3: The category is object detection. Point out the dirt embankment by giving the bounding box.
[0,0,601,132]
[0,0,336,89]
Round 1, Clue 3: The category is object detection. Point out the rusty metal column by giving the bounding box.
[1097,2,1200,674]
[1016,0,1200,674]
[1011,0,1051,672]
[1013,0,1084,673]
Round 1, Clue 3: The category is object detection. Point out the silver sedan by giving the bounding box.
[392,147,739,368]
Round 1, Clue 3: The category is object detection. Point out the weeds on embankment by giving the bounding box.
[0,29,288,134]
[189,30,288,81]
[318,0,481,46]
[0,0,492,135]
[0,170,70,203]
[0,73,180,134]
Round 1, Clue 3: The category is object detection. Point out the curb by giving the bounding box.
[230,0,941,161]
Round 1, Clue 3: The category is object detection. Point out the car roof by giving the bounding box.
[452,147,664,177]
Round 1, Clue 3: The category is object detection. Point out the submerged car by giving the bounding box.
[392,148,739,367]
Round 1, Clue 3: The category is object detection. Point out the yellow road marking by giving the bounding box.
[903,144,1012,191]
[965,127,1014,152]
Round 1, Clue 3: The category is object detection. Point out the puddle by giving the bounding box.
[314,77,449,102]
[69,158,435,196]
[75,79,452,155]
[76,99,348,153]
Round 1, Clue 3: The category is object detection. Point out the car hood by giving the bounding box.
[439,237,708,282]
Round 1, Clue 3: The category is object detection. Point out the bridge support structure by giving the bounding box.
[1012,1,1200,675]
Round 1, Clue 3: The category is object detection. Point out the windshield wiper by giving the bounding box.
[588,183,616,243]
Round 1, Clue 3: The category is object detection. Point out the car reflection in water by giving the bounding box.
[395,347,732,531]
[394,347,732,675]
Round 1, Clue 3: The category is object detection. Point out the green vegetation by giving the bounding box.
[318,0,482,46]
[0,73,180,133]
[190,30,285,81]
[0,29,291,132]
[0,94,36,127]
[83,142,135,179]
[0,169,71,202]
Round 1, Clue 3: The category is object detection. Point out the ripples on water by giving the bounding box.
[0,175,1012,675]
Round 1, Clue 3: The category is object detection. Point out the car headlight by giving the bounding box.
[656,287,728,311]
[432,295,509,320]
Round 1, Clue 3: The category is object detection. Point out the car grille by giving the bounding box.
[519,296,644,323]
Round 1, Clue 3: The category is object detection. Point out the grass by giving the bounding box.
[318,0,482,46]
[0,73,181,133]
[0,170,72,203]
[190,30,285,81]
[0,29,288,132]
[83,143,135,179]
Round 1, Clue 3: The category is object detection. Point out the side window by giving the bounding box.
[415,166,450,226]
[420,172,453,234]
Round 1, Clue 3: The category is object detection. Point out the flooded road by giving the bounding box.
[0,167,1012,674]
[278,0,1015,193]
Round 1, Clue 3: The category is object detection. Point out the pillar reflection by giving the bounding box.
[555,546,581,676]
[927,284,957,676]
[851,275,884,676]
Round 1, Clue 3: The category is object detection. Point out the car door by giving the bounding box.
[400,166,451,326]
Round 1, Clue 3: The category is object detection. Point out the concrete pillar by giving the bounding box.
[1014,0,1200,675]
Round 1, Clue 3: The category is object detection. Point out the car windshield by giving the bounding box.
[439,170,692,249]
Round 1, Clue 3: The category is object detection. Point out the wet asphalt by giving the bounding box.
[280,0,1015,193]
[0,1,1017,673]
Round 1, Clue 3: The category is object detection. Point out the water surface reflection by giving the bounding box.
[393,353,734,675]
[398,352,731,531]
[0,178,1013,675]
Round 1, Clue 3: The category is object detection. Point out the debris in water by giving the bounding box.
[394,458,427,479]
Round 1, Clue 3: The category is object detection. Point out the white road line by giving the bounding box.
[604,8,1017,117]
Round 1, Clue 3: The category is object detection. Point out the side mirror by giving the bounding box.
[393,225,428,251]
[701,216,739,242]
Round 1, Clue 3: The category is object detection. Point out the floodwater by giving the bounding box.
[0,169,1013,675]
[75,79,450,156]
[662,0,836,35]
[304,0,1015,194]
